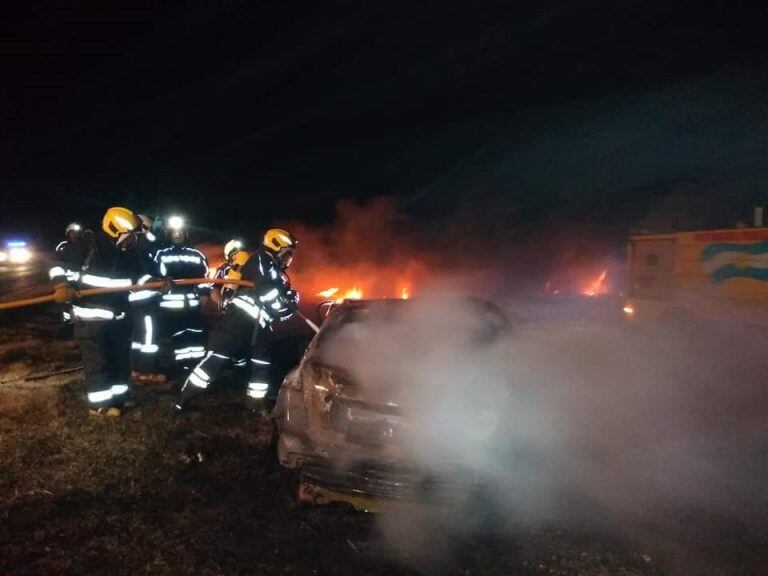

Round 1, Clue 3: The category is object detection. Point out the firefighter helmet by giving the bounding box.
[137,214,157,242]
[224,239,243,260]
[102,207,139,241]
[263,228,297,253]
[65,222,82,234]
[263,228,297,270]
[137,214,152,231]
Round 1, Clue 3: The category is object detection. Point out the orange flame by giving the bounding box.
[317,287,339,298]
[317,286,365,303]
[344,286,363,301]
[581,269,608,297]
[316,282,413,302]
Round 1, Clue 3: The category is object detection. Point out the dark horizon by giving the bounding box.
[2,1,768,240]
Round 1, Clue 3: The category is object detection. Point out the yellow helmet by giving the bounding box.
[102,207,139,241]
[263,228,297,253]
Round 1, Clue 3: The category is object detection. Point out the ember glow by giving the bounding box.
[581,269,608,297]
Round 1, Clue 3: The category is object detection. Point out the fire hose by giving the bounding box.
[0,278,320,333]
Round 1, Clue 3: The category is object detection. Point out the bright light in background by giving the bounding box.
[622,305,635,316]
[4,241,31,264]
[167,216,184,230]
[8,247,31,263]
[317,287,339,298]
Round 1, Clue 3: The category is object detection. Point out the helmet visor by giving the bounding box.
[276,248,294,269]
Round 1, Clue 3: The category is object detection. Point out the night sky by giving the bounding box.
[2,1,767,241]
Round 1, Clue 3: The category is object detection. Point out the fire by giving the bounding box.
[581,269,608,297]
[345,286,363,300]
[316,285,363,303]
[315,284,412,303]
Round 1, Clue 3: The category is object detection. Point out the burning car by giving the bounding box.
[273,297,510,509]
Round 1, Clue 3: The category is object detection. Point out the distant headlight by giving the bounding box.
[0,251,6,262]
[8,247,31,263]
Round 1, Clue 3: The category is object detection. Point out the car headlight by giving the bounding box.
[310,364,349,395]
[8,248,31,263]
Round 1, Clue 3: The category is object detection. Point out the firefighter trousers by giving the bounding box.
[130,300,160,374]
[75,318,131,408]
[131,302,206,375]
[162,306,206,372]
[178,307,270,407]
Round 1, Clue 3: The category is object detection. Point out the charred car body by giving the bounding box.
[273,298,510,507]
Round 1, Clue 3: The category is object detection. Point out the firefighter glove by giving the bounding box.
[148,277,174,292]
[53,283,75,303]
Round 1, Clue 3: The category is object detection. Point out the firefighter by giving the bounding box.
[215,239,244,279]
[213,239,244,310]
[173,228,299,413]
[152,215,210,375]
[137,214,158,244]
[49,222,92,325]
[128,214,163,379]
[53,207,143,416]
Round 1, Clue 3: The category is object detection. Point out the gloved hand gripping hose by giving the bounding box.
[0,278,249,310]
[0,278,322,333]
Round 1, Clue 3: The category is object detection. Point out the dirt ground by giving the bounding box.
[0,311,760,575]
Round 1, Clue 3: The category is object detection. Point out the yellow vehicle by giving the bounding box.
[623,227,768,326]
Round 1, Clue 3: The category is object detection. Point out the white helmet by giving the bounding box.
[65,222,82,234]
[224,239,243,260]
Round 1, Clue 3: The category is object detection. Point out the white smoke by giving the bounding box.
[321,292,768,571]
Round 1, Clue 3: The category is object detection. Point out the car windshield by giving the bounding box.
[310,298,509,365]
[312,305,399,362]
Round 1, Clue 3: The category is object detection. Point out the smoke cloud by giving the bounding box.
[286,197,429,300]
[320,294,768,573]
